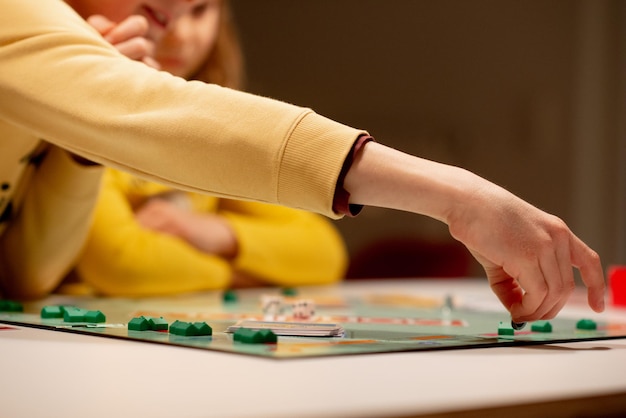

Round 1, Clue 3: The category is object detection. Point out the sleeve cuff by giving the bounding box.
[332,134,374,217]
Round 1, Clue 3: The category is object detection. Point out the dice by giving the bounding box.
[261,295,284,320]
[292,299,315,320]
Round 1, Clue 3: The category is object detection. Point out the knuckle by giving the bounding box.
[546,216,570,243]
[564,280,576,293]
[550,215,568,231]
[587,249,601,265]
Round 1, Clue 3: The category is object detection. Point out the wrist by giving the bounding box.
[344,142,478,224]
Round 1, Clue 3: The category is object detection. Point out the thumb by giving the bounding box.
[486,266,524,313]
[471,249,524,314]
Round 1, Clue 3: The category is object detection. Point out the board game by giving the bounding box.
[1,281,625,359]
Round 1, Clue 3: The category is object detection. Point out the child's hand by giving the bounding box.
[86,14,160,70]
[135,199,238,258]
[447,183,605,323]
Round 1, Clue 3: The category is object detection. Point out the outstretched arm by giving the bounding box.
[343,141,605,322]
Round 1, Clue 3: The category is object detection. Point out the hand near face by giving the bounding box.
[87,14,160,70]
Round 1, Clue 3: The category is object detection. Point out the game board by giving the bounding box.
[1,283,625,359]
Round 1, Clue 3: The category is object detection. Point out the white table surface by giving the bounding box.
[2,279,625,418]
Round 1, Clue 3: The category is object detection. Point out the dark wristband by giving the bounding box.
[332,134,374,217]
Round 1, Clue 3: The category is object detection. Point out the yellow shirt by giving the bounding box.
[0,0,364,297]
[76,170,348,296]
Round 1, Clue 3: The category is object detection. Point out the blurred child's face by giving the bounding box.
[154,0,221,78]
[66,0,209,43]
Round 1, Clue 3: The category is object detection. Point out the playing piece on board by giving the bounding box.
[511,321,526,330]
[292,299,315,320]
[261,295,284,320]
[441,294,453,318]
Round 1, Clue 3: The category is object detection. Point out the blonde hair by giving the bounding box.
[188,0,245,90]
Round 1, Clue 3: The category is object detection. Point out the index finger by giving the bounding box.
[570,233,605,312]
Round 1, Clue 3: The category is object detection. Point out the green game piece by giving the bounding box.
[192,322,213,336]
[233,328,276,344]
[147,316,169,331]
[531,321,553,333]
[59,306,77,315]
[41,306,63,319]
[169,320,196,336]
[128,317,150,331]
[233,328,264,343]
[257,329,277,343]
[84,310,106,323]
[0,300,23,312]
[222,290,238,303]
[63,307,88,323]
[497,321,515,336]
[281,287,297,296]
[576,318,597,331]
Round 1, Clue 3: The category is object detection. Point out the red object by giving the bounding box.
[608,265,626,307]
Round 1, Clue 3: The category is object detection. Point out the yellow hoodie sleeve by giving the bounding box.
[76,171,232,296]
[0,146,103,298]
[0,0,366,218]
[219,200,348,287]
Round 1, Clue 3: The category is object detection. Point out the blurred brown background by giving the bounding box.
[230,0,625,278]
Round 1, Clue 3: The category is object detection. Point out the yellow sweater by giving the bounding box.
[76,169,348,296]
[0,0,364,297]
